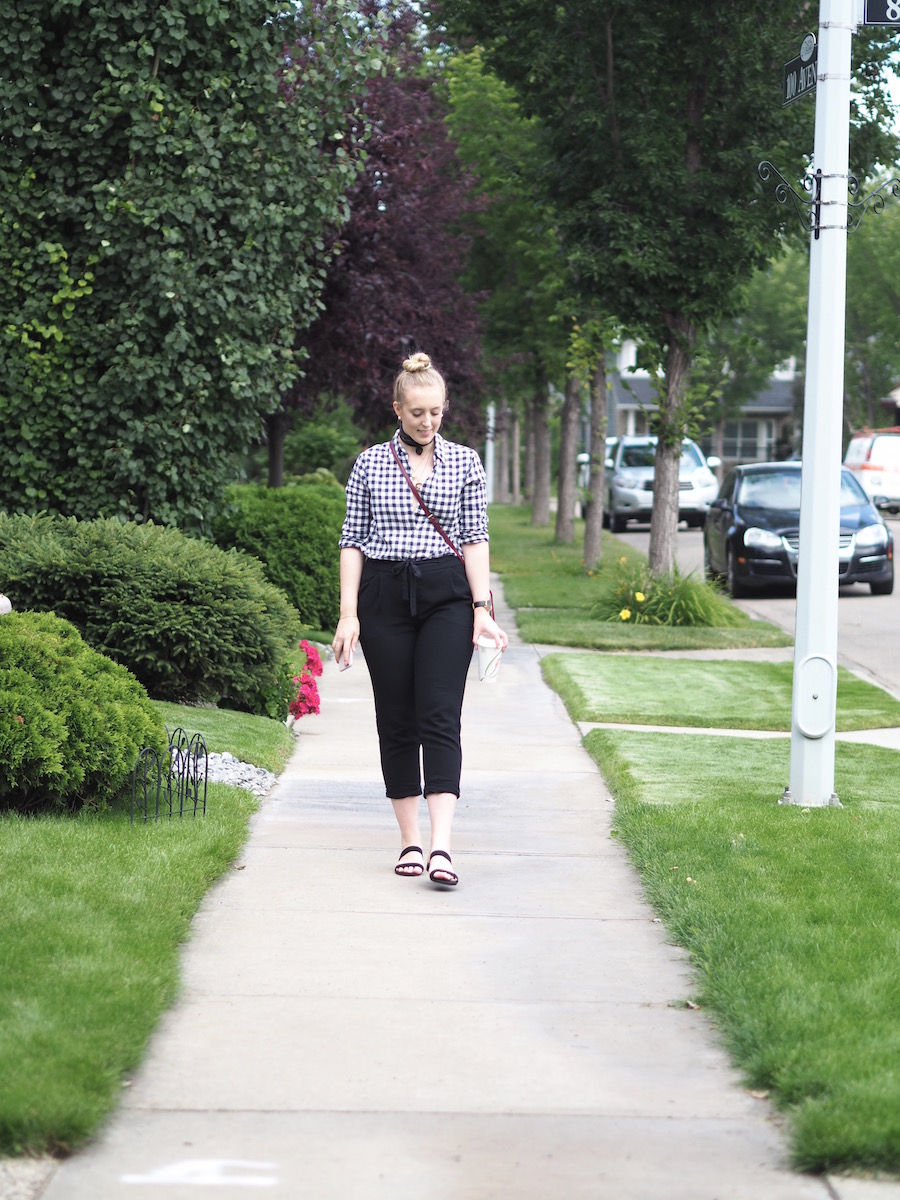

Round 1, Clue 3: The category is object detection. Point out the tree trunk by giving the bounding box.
[713,419,725,479]
[648,316,695,576]
[583,357,608,571]
[555,373,581,543]
[512,412,522,505]
[524,408,535,501]
[266,410,292,489]
[496,406,511,504]
[530,369,551,526]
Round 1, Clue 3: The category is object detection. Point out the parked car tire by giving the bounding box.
[871,573,894,596]
[609,510,627,533]
[726,547,747,598]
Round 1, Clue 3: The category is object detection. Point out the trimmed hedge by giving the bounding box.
[0,612,167,812]
[211,479,344,630]
[0,514,302,713]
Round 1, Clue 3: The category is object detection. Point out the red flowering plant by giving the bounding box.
[288,640,323,723]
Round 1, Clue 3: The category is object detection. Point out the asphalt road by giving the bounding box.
[616,520,900,701]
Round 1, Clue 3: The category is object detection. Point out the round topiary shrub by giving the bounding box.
[0,514,302,713]
[0,611,167,813]
[211,479,345,631]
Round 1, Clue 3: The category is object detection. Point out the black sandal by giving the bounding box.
[428,850,458,887]
[394,845,425,877]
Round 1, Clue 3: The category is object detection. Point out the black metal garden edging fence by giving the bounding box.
[131,726,208,825]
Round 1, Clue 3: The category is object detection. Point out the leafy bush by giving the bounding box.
[595,558,746,627]
[211,481,345,630]
[0,514,302,713]
[245,402,362,485]
[0,612,167,812]
[282,422,361,481]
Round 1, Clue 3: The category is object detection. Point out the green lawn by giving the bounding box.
[488,504,791,650]
[0,705,289,1155]
[587,728,900,1173]
[541,654,900,731]
[151,701,295,774]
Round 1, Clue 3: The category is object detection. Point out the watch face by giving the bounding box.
[800,33,816,62]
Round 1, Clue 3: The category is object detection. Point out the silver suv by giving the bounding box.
[605,436,720,533]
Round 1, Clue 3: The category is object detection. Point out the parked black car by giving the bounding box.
[703,461,894,597]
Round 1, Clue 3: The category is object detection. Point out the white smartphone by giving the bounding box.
[337,649,353,672]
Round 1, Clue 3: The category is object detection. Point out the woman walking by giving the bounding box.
[331,353,507,887]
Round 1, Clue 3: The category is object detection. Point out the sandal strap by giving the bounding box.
[398,845,423,859]
[428,850,452,865]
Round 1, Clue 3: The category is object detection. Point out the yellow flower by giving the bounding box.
[619,556,627,564]
[635,591,646,603]
[619,607,631,621]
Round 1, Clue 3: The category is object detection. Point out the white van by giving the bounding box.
[844,428,900,511]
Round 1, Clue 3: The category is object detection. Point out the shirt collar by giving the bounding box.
[392,430,446,462]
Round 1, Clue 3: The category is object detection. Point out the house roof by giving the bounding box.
[610,373,795,415]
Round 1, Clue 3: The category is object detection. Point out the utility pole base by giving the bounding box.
[779,787,842,808]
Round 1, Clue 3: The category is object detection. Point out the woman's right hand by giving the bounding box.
[331,615,359,668]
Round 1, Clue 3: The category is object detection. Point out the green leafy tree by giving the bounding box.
[845,193,900,431]
[0,1,383,526]
[444,47,569,523]
[435,2,897,574]
[690,251,809,455]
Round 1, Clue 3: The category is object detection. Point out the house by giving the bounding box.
[606,342,798,471]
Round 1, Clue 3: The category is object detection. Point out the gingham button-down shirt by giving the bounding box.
[338,431,489,560]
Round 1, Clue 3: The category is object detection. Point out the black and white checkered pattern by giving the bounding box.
[339,431,489,559]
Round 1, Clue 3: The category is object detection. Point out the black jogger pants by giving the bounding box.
[358,555,474,799]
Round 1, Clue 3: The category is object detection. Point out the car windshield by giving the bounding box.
[840,470,870,506]
[619,443,704,470]
[621,445,657,468]
[737,471,802,510]
[737,469,872,511]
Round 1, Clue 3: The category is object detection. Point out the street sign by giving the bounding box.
[863,0,900,23]
[783,33,818,106]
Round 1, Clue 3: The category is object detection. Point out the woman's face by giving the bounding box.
[393,383,445,445]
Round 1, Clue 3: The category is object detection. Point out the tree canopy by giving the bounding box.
[0,1,383,526]
[433,1,898,571]
[277,6,484,453]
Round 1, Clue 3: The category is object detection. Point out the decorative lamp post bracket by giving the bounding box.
[758,160,900,237]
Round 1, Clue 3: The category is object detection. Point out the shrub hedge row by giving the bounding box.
[211,479,344,631]
[0,514,302,713]
[0,611,167,812]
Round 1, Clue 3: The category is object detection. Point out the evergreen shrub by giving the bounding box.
[211,480,345,630]
[0,611,167,812]
[0,514,302,713]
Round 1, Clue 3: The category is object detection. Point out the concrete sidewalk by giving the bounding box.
[42,584,899,1200]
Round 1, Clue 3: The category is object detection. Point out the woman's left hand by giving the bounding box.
[473,606,508,651]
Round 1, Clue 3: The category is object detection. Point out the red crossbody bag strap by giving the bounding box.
[389,439,493,617]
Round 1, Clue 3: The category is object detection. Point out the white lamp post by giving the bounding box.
[782,0,854,807]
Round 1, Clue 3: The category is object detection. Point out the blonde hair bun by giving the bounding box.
[402,353,432,374]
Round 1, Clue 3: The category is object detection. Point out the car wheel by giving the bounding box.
[609,510,627,533]
[871,573,894,596]
[685,514,704,529]
[726,547,747,598]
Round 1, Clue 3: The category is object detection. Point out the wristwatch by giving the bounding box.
[472,600,490,611]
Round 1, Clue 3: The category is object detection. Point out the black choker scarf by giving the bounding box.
[397,423,433,455]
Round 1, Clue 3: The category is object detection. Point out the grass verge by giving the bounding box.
[541,655,900,731]
[488,504,791,649]
[585,727,900,1173]
[151,701,295,774]
[0,704,288,1156]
